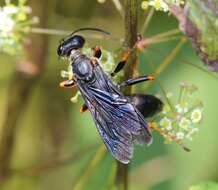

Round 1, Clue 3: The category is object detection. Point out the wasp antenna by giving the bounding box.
[71,27,111,36]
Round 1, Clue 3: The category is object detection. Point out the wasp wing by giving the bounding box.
[80,85,152,164]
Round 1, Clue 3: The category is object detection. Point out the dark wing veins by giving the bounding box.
[76,65,152,164]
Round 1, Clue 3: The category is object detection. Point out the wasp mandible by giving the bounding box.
[57,28,163,164]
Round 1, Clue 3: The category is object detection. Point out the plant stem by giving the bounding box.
[115,0,138,190]
[141,8,155,34]
[111,0,124,18]
[73,145,106,190]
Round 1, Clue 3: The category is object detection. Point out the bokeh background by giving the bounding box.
[0,0,218,190]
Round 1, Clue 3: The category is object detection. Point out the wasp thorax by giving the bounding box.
[69,49,82,63]
[72,56,95,82]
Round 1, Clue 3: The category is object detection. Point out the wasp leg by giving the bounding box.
[60,79,76,88]
[92,46,102,58]
[111,48,132,77]
[80,104,88,113]
[119,75,155,87]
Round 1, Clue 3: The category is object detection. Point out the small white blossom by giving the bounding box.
[160,117,172,129]
[3,6,18,14]
[179,117,191,130]
[148,0,169,12]
[176,132,185,140]
[141,1,149,10]
[0,11,15,33]
[175,102,188,113]
[191,109,202,123]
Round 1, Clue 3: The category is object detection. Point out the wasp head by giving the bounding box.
[57,35,85,57]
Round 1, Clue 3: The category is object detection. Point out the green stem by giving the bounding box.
[141,8,155,34]
[111,0,124,18]
[73,145,106,190]
[115,0,138,190]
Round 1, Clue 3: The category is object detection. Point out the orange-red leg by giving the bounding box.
[92,46,102,58]
[59,79,76,88]
[119,75,155,87]
[80,104,88,113]
[111,48,132,77]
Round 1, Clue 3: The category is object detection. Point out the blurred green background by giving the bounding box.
[0,0,218,190]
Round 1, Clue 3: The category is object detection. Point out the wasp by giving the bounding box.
[57,28,163,164]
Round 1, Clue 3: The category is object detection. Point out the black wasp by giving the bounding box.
[57,28,163,164]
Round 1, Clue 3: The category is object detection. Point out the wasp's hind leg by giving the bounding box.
[59,79,77,88]
[80,104,88,113]
[92,46,102,58]
[119,75,155,88]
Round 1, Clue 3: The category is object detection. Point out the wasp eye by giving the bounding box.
[57,45,63,56]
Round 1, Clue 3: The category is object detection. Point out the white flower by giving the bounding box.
[176,132,185,140]
[160,117,172,130]
[175,102,188,113]
[141,1,149,10]
[148,0,169,12]
[191,109,202,123]
[179,117,191,130]
[3,6,18,14]
[0,11,15,33]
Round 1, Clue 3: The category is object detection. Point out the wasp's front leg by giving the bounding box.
[59,78,77,88]
[80,103,88,113]
[92,46,102,58]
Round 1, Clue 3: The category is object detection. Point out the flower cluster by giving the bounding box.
[141,0,185,12]
[0,0,38,55]
[156,82,203,143]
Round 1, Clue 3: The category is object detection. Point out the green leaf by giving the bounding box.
[186,0,218,61]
